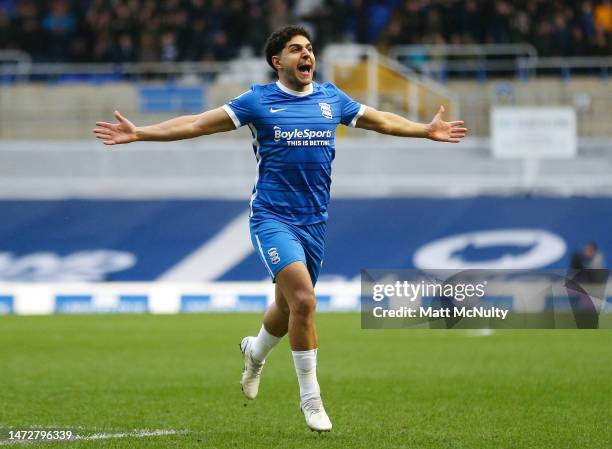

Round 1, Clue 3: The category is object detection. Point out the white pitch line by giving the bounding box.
[466,329,496,336]
[74,429,187,441]
[0,429,187,445]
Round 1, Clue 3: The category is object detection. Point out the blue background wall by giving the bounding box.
[0,197,609,281]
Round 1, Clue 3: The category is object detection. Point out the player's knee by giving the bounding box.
[289,288,316,318]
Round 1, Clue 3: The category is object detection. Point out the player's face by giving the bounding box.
[276,35,315,89]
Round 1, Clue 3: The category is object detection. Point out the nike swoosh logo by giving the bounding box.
[270,108,287,113]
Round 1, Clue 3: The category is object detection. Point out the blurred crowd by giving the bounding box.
[381,0,612,57]
[0,0,611,63]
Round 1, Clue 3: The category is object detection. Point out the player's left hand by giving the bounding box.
[427,106,467,143]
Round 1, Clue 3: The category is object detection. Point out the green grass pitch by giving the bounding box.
[1,314,610,448]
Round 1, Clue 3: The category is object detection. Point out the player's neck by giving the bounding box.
[276,79,313,96]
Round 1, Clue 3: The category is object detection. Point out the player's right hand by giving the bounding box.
[93,111,138,145]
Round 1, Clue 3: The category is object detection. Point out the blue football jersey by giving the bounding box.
[222,80,364,225]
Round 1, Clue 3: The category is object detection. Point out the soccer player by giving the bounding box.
[94,25,467,432]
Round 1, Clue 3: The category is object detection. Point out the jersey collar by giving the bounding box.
[276,80,314,97]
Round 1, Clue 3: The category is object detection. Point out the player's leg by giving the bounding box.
[241,219,301,400]
[240,288,288,400]
[275,261,317,349]
[276,261,331,432]
[276,220,325,350]
[241,218,331,430]
[261,286,290,339]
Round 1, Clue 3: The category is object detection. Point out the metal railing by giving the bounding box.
[0,60,232,82]
[389,43,538,63]
[389,44,612,81]
[0,50,32,78]
[390,44,537,80]
[3,45,612,83]
[517,57,612,80]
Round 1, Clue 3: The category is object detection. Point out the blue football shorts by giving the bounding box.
[249,217,326,285]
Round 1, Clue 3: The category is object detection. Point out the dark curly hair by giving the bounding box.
[264,25,312,71]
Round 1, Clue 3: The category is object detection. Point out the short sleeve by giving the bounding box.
[222,87,257,128]
[334,86,365,127]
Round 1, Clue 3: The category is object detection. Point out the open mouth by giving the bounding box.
[298,63,312,76]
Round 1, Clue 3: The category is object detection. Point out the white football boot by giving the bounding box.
[239,336,265,400]
[300,396,332,432]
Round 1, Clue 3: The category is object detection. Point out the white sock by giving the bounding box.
[250,325,282,362]
[292,349,321,402]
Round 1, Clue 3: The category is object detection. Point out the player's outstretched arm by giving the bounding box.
[355,105,467,143]
[93,108,235,145]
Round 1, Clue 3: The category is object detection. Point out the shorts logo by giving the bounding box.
[267,248,280,265]
[319,103,333,119]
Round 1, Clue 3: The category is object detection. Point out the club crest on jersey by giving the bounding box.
[319,103,333,119]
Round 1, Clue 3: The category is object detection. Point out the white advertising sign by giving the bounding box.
[491,107,577,158]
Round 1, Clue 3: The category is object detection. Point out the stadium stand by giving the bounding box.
[0,0,611,63]
[382,0,612,57]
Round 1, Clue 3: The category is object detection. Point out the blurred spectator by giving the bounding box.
[244,3,268,56]
[183,17,211,61]
[267,0,289,38]
[568,242,607,328]
[138,32,158,63]
[11,0,44,60]
[344,0,370,44]
[581,1,597,38]
[571,242,607,270]
[93,30,114,62]
[487,1,512,44]
[569,24,589,56]
[0,8,12,50]
[209,30,236,60]
[594,0,612,31]
[461,0,484,43]
[570,242,608,285]
[534,20,555,57]
[584,242,606,269]
[42,0,76,61]
[160,31,179,62]
[510,10,531,44]
[0,0,15,16]
[113,33,137,63]
[390,0,612,55]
